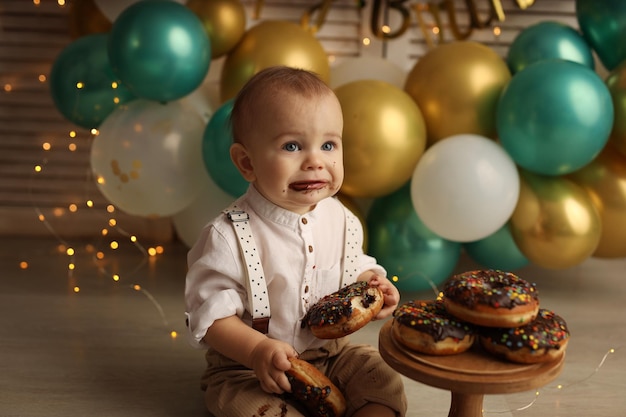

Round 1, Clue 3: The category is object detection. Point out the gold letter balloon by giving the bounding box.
[404,41,511,144]
[219,20,330,102]
[510,170,601,269]
[335,80,427,198]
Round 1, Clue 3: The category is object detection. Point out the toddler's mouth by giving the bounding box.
[289,181,327,192]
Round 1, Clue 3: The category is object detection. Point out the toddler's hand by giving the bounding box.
[250,338,298,394]
[369,275,400,320]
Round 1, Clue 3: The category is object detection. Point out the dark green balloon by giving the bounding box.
[366,183,461,293]
[464,223,529,271]
[576,0,626,71]
[49,33,135,129]
[202,99,248,197]
[108,0,211,102]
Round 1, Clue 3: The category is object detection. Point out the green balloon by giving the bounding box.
[366,183,461,293]
[50,33,135,129]
[577,0,626,71]
[108,0,211,102]
[464,223,529,271]
[507,21,594,74]
[202,99,248,197]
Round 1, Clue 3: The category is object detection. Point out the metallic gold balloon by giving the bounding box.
[186,0,246,59]
[606,61,626,157]
[568,145,626,258]
[404,41,511,144]
[220,20,330,102]
[335,80,427,198]
[510,170,601,269]
[68,0,112,39]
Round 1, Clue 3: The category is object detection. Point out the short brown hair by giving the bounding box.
[230,66,334,144]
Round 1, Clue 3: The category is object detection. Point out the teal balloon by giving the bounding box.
[108,0,211,102]
[497,59,614,176]
[49,33,135,129]
[202,99,248,197]
[576,0,626,71]
[507,21,594,74]
[366,184,461,293]
[464,223,529,271]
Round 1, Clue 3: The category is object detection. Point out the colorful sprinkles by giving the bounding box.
[393,300,475,342]
[443,270,539,309]
[481,308,570,351]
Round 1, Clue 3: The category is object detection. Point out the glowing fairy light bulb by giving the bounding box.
[73,286,80,293]
[133,284,141,291]
[148,247,157,257]
[112,274,120,282]
[66,247,74,256]
[110,241,119,250]
[170,331,178,339]
[19,261,28,269]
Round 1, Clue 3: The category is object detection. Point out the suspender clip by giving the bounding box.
[227,210,249,222]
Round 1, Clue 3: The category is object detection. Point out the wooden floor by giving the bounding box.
[2,236,625,417]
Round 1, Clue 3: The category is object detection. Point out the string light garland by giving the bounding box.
[26,116,176,339]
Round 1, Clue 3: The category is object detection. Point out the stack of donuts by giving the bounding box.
[391,269,570,364]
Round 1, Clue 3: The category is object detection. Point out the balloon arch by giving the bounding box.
[51,0,626,292]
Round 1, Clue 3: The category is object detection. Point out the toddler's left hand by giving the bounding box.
[368,275,400,320]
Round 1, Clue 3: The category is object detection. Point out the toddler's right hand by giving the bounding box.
[250,338,298,394]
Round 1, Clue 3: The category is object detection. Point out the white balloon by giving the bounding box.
[410,134,520,242]
[173,171,235,247]
[330,56,407,89]
[91,99,207,217]
[94,0,186,22]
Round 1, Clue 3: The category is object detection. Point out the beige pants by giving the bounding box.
[200,337,407,417]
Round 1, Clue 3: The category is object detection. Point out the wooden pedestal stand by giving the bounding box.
[379,321,565,417]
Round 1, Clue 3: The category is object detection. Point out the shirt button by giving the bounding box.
[308,245,313,253]
[301,218,308,224]
[305,285,309,293]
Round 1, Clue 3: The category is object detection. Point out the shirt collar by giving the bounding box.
[246,185,324,229]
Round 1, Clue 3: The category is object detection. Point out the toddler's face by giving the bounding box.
[236,90,344,214]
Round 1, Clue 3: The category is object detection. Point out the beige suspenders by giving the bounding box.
[224,203,359,334]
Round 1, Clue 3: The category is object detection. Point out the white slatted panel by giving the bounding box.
[0,0,583,239]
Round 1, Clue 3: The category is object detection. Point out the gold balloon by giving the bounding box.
[68,0,112,39]
[606,61,626,157]
[404,41,511,145]
[335,80,427,198]
[220,20,330,103]
[186,0,246,59]
[510,170,601,269]
[568,145,626,258]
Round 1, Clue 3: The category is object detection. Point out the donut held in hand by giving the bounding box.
[392,300,476,355]
[479,308,570,364]
[442,270,539,328]
[304,281,384,339]
[285,357,346,417]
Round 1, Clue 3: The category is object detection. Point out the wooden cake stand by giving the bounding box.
[379,321,565,417]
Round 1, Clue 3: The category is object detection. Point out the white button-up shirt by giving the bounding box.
[184,186,385,353]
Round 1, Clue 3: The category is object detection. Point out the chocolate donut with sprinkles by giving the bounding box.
[285,357,346,417]
[303,281,384,339]
[442,270,539,328]
[392,300,476,355]
[479,308,570,364]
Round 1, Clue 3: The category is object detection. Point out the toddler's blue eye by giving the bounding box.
[283,142,299,152]
[322,142,334,151]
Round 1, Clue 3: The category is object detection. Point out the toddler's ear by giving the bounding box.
[230,143,256,182]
